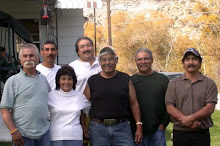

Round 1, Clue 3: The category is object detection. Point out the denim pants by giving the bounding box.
[89,120,134,146]
[12,130,51,146]
[136,129,166,146]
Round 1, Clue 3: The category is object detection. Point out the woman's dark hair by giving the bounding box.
[55,65,77,90]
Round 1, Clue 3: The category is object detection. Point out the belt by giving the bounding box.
[90,118,127,126]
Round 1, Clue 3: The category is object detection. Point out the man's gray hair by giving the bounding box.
[135,47,153,60]
[98,46,117,61]
[19,43,40,60]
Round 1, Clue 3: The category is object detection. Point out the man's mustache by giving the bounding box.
[103,65,113,67]
[47,54,54,58]
[24,61,35,67]
[83,50,91,54]
[139,64,148,67]
[187,64,195,68]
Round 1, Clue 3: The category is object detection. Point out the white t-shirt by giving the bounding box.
[36,63,61,90]
[48,89,91,141]
[69,58,101,93]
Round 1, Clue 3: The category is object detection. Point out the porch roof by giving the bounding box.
[55,0,103,9]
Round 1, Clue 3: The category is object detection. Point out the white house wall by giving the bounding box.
[0,0,84,65]
[57,9,84,65]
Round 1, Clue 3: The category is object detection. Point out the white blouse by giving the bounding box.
[48,89,91,141]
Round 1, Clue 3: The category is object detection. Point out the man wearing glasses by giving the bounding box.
[84,46,143,146]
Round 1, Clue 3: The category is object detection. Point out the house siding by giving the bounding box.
[0,0,84,65]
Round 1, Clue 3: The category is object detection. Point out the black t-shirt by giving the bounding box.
[88,71,130,119]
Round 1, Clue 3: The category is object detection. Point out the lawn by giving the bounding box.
[165,110,220,146]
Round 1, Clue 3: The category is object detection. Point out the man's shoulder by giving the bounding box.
[115,71,130,81]
[3,71,24,87]
[89,73,100,80]
[155,71,167,77]
[117,71,129,76]
[38,73,48,80]
[69,59,80,67]
[131,73,138,77]
[53,64,61,70]
[36,63,42,69]
[201,74,217,86]
[36,63,47,71]
[167,75,183,87]
[154,72,170,82]
[5,73,19,82]
[36,63,60,72]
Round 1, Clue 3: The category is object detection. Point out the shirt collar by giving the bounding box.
[77,57,99,67]
[20,68,40,77]
[181,72,204,82]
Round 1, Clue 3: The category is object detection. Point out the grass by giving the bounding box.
[0,142,11,146]
[165,110,220,146]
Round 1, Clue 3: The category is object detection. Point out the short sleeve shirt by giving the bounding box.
[165,73,218,130]
[0,69,51,139]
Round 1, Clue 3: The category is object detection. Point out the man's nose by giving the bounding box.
[140,59,145,63]
[105,60,110,64]
[189,59,193,63]
[48,49,52,54]
[26,55,31,60]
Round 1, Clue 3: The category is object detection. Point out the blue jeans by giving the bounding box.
[89,120,134,146]
[136,129,166,146]
[12,130,51,146]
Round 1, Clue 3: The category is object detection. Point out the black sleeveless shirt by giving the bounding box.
[88,71,130,119]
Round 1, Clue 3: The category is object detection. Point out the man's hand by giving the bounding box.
[12,130,25,146]
[82,125,89,139]
[158,124,165,130]
[134,125,143,144]
[189,120,201,130]
[179,115,193,127]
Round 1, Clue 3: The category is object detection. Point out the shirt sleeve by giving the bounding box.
[161,76,170,127]
[165,80,176,106]
[205,79,218,104]
[0,77,16,109]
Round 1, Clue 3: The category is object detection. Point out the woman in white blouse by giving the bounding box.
[48,65,91,146]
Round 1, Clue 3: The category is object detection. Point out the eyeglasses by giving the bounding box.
[100,57,115,63]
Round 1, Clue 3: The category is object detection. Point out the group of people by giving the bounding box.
[0,36,218,146]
